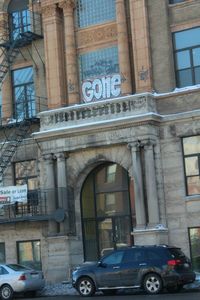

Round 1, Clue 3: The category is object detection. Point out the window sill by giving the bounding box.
[185,194,200,202]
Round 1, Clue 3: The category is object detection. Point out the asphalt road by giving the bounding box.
[22,290,200,300]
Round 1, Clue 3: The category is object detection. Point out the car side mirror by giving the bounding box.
[98,261,107,268]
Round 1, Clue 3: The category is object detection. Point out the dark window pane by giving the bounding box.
[174,27,200,50]
[169,0,185,3]
[81,174,95,218]
[177,69,193,87]
[189,228,200,272]
[83,220,98,261]
[0,243,5,263]
[193,48,200,67]
[176,50,191,70]
[194,66,200,84]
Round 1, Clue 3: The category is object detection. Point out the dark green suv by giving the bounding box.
[72,245,196,296]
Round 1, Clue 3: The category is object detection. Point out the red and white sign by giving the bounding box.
[0,185,27,206]
[82,74,121,103]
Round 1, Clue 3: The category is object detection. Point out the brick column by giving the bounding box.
[129,142,146,228]
[143,139,159,227]
[41,3,67,109]
[129,0,153,93]
[59,0,79,105]
[116,0,132,95]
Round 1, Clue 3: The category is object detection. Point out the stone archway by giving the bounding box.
[80,161,136,261]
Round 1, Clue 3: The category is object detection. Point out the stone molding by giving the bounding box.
[41,4,60,19]
[76,23,117,50]
[39,93,157,130]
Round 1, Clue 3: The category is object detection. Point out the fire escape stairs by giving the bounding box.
[0,119,32,179]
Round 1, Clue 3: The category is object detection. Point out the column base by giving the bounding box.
[132,224,168,245]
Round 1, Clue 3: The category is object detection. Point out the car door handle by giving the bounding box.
[139,263,147,266]
[113,266,120,269]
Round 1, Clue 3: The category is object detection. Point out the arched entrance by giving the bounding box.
[81,162,136,261]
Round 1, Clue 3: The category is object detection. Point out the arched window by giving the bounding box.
[81,163,135,261]
[8,0,30,40]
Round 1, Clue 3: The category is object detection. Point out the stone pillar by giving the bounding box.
[55,152,69,234]
[129,0,153,93]
[41,154,57,235]
[59,0,79,105]
[143,139,159,227]
[129,142,146,228]
[41,3,67,109]
[116,0,132,95]
[0,12,13,121]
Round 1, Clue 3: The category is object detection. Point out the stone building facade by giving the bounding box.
[0,0,200,283]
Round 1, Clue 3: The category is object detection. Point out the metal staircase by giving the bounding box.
[0,3,43,181]
[0,119,33,179]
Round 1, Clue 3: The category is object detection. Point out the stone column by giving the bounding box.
[143,139,159,227]
[129,142,146,228]
[41,154,57,235]
[41,3,67,109]
[129,0,153,93]
[55,152,69,234]
[0,12,13,121]
[59,0,79,105]
[116,0,132,95]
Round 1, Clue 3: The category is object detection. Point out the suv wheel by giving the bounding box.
[77,277,95,297]
[143,273,162,294]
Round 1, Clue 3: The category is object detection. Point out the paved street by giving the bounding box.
[21,289,200,300]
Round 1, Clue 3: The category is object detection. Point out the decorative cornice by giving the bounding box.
[76,23,117,49]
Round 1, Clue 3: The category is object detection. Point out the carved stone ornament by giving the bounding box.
[77,23,117,49]
[41,4,59,19]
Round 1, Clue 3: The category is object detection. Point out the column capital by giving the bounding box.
[41,3,60,19]
[142,138,157,150]
[41,153,55,162]
[59,0,76,13]
[54,152,69,161]
[128,140,142,152]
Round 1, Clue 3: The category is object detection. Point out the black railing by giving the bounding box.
[0,187,72,224]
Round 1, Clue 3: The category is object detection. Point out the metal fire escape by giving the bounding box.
[0,1,43,181]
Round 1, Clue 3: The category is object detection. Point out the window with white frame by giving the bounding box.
[173,27,200,88]
[75,0,116,28]
[182,136,200,196]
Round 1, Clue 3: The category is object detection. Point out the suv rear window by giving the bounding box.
[168,248,186,259]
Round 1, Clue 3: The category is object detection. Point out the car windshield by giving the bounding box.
[6,264,32,271]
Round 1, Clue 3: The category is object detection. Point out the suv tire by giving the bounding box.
[143,273,162,294]
[77,277,95,297]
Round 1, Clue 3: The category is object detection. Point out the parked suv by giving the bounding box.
[72,245,196,296]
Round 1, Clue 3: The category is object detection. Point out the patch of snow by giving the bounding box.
[38,282,78,296]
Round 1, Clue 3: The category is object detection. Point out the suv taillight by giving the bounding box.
[167,259,181,266]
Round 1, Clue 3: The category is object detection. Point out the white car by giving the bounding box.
[0,264,45,300]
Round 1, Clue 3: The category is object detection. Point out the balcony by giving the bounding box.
[0,188,70,224]
[37,93,160,137]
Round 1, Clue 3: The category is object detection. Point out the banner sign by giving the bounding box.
[0,185,28,206]
[82,74,121,103]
